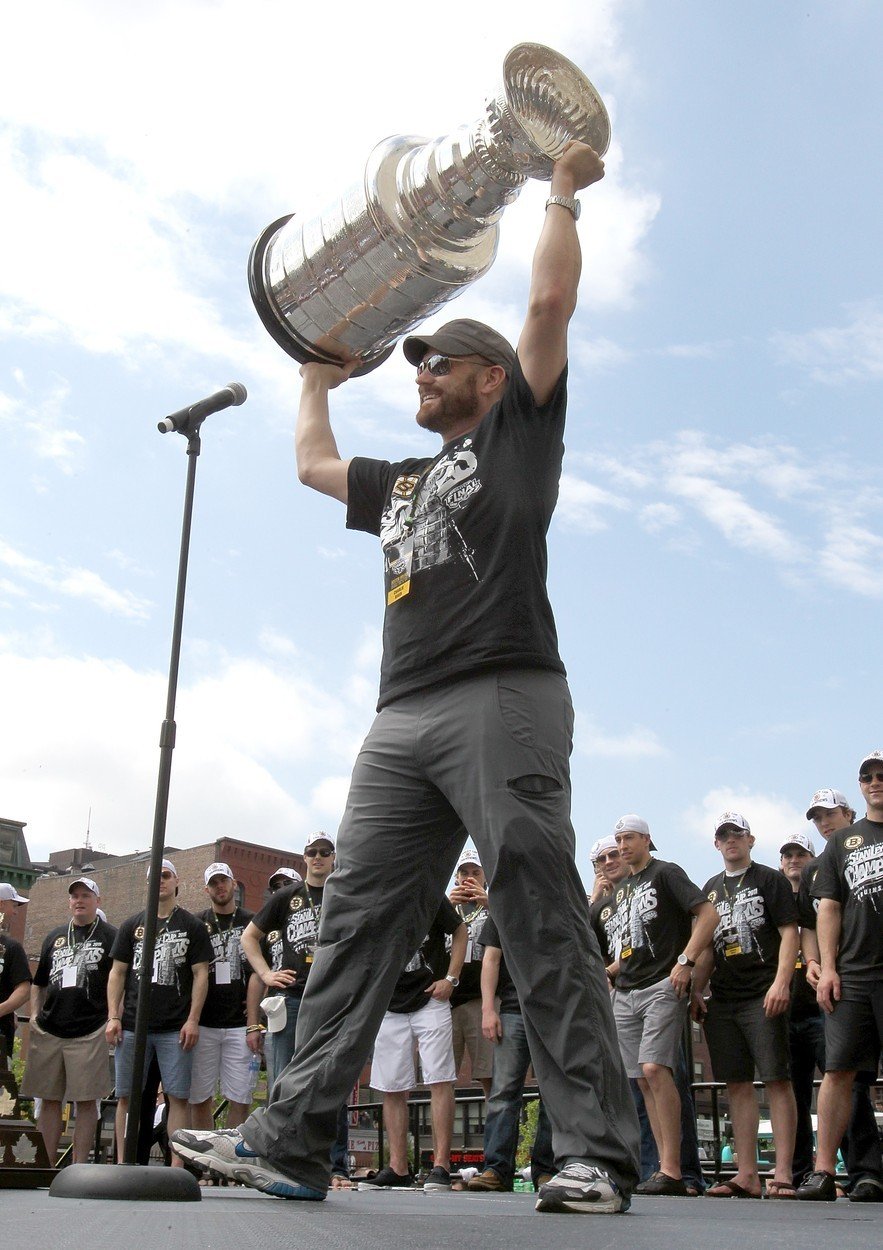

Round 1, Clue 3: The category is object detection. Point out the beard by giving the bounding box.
[415,371,481,435]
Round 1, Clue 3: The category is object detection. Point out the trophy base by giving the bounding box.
[248,216,394,377]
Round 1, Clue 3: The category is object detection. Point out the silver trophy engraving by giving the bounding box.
[248,43,610,374]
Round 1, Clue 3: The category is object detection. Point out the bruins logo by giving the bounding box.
[844,834,864,850]
[707,889,717,904]
[600,906,612,922]
[135,925,145,939]
[290,896,304,911]
[54,935,66,948]
[267,930,280,943]
[615,889,625,903]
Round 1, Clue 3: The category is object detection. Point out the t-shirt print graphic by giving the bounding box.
[49,938,105,988]
[132,931,187,991]
[714,893,764,958]
[380,440,482,584]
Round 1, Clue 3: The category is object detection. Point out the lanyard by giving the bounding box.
[303,885,322,929]
[208,909,239,959]
[722,868,750,901]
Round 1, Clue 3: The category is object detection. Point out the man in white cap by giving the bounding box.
[171,140,640,1215]
[0,886,31,1065]
[21,877,116,1162]
[797,753,883,1202]
[106,858,212,1164]
[692,813,799,1198]
[778,833,823,1189]
[447,848,493,1096]
[607,816,717,1196]
[189,863,257,1133]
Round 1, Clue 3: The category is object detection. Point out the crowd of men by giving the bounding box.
[1,749,880,1204]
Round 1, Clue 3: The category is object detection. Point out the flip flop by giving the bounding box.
[706,1180,762,1198]
[765,1181,797,1199]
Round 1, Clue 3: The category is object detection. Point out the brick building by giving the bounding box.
[22,838,307,959]
[0,817,40,943]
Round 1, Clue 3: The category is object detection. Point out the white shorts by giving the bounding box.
[188,1026,257,1105]
[370,997,456,1092]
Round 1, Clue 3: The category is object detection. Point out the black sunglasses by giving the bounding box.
[860,771,883,783]
[304,848,334,858]
[416,353,493,377]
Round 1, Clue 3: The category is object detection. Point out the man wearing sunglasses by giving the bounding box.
[797,753,883,1201]
[173,139,640,1214]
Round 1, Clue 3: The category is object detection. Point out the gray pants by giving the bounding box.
[242,668,640,1193]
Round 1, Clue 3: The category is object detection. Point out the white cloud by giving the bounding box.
[817,523,883,598]
[664,473,804,564]
[575,712,667,760]
[0,372,84,472]
[557,472,629,532]
[0,538,152,619]
[773,302,883,384]
[681,787,807,869]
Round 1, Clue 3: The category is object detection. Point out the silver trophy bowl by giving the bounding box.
[248,43,610,374]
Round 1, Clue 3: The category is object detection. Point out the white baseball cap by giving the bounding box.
[304,833,336,852]
[68,877,99,895]
[204,862,234,885]
[780,832,816,856]
[0,883,29,903]
[268,866,302,887]
[456,847,482,872]
[147,858,177,878]
[714,812,751,836]
[613,814,657,851]
[805,788,850,819]
[859,751,883,775]
[590,835,618,863]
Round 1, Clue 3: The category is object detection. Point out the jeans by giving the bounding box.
[481,1012,554,1186]
[789,1013,824,1187]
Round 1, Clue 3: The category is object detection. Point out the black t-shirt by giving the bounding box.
[703,862,799,1002]
[0,933,31,1049]
[448,900,489,1007]
[610,859,707,991]
[388,899,462,1015]
[33,918,117,1038]
[590,890,622,967]
[797,855,824,929]
[480,914,519,1015]
[812,816,883,983]
[111,907,213,1032]
[254,882,324,999]
[199,907,254,1029]
[346,358,568,709]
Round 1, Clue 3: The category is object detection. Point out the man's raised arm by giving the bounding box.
[517,140,605,406]
[295,360,358,503]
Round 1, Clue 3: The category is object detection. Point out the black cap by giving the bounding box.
[402,318,516,374]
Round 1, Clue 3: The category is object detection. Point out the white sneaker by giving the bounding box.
[535,1162,629,1214]
[170,1128,325,1201]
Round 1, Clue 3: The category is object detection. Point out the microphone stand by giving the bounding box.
[51,418,210,1201]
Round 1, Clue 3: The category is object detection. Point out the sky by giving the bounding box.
[2,1,882,892]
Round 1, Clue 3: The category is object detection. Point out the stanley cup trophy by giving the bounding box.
[248,42,610,374]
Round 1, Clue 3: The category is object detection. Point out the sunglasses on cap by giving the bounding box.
[859,770,883,783]
[304,848,334,858]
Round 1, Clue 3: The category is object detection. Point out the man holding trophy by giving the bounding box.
[173,134,641,1215]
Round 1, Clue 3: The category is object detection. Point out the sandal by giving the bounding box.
[765,1181,797,1199]
[330,1173,354,1189]
[706,1180,762,1198]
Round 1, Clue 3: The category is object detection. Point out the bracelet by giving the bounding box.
[110,1017,121,1022]
[245,1025,264,1034]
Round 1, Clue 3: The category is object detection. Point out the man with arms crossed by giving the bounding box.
[172,139,640,1214]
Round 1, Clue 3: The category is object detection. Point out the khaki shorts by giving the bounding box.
[452,997,496,1080]
[21,1020,114,1103]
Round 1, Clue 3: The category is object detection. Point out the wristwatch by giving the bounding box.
[445,975,460,987]
[545,195,581,221]
[676,954,696,968]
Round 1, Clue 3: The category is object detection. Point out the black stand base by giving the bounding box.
[49,1163,201,1201]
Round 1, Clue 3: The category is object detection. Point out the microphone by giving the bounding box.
[157,382,247,433]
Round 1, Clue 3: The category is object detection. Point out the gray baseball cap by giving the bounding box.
[403,319,516,374]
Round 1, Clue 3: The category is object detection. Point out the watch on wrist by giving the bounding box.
[676,953,696,968]
[545,194,581,221]
[445,974,460,987]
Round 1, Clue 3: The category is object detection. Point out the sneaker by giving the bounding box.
[636,1171,690,1196]
[535,1162,629,1214]
[795,1170,837,1201]
[423,1165,452,1191]
[360,1165,413,1189]
[467,1168,510,1193]
[849,1177,883,1203]
[170,1128,325,1201]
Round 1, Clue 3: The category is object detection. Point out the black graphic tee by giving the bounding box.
[111,908,213,1032]
[590,890,622,967]
[812,817,883,983]
[703,863,799,1002]
[479,914,519,1015]
[449,900,489,1007]
[0,934,31,1049]
[199,907,254,1029]
[347,358,568,708]
[33,918,117,1038]
[254,882,323,1000]
[388,899,462,1015]
[610,859,707,991]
